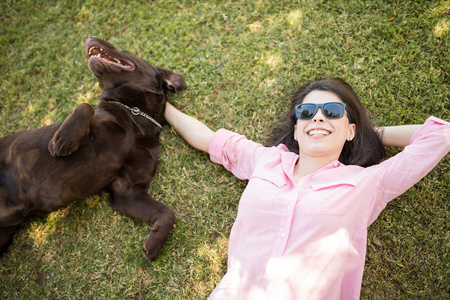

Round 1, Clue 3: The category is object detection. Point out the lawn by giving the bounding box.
[0,0,449,299]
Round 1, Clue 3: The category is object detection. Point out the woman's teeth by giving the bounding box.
[308,129,330,136]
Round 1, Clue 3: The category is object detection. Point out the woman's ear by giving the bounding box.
[347,123,356,141]
[294,125,297,141]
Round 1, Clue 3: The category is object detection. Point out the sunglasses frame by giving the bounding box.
[295,102,352,123]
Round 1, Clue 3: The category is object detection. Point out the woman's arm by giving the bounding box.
[368,118,450,224]
[377,125,422,148]
[164,102,215,152]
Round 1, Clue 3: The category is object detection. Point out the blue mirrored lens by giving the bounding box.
[322,103,345,119]
[297,104,316,119]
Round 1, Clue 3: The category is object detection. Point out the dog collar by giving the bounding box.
[110,101,162,129]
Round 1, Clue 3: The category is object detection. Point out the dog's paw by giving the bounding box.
[142,226,167,261]
[48,136,79,157]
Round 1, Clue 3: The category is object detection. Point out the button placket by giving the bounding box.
[276,190,298,254]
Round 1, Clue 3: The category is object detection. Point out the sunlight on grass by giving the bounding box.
[433,19,449,37]
[190,237,229,296]
[76,91,96,104]
[197,240,224,273]
[260,78,277,88]
[249,21,263,33]
[42,103,56,125]
[27,213,61,250]
[428,0,449,38]
[287,9,303,28]
[265,52,283,68]
[428,1,450,16]
[26,103,36,115]
[43,117,53,126]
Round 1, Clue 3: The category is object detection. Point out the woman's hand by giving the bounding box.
[164,102,215,153]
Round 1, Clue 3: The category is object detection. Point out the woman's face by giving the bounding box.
[294,90,355,161]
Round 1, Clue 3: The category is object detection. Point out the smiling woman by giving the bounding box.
[164,77,450,299]
[268,78,385,168]
[293,91,356,175]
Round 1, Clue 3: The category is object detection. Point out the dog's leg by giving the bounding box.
[0,225,20,256]
[48,103,95,156]
[0,186,25,256]
[109,182,175,261]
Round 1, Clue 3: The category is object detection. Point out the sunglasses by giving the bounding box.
[295,102,352,123]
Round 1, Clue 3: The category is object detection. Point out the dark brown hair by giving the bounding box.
[266,78,385,167]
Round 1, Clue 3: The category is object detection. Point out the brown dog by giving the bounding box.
[0,36,186,261]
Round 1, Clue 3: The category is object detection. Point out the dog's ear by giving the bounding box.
[156,67,187,93]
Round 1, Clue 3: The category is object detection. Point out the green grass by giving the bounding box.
[1,0,449,299]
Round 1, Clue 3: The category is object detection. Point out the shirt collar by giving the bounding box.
[317,160,343,172]
[281,151,298,181]
[281,150,344,182]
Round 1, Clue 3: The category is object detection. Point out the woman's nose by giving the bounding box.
[313,108,325,122]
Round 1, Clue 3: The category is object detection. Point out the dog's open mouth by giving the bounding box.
[88,46,135,71]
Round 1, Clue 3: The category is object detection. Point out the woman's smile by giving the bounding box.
[306,128,332,137]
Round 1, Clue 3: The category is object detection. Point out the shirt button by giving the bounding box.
[281,233,286,238]
[287,206,291,211]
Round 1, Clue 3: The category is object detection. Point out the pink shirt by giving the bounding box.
[207,117,450,300]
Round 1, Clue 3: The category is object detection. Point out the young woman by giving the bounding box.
[164,78,449,299]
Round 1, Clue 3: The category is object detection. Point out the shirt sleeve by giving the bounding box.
[367,116,450,224]
[208,129,269,180]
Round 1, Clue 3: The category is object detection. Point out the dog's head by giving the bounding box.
[85,36,186,106]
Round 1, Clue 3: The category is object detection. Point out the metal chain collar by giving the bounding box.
[110,101,162,129]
